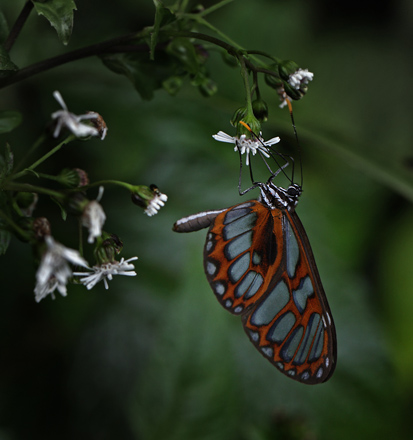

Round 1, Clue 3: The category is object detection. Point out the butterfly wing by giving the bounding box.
[204,200,336,384]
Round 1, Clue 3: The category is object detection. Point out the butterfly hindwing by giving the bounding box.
[204,201,336,384]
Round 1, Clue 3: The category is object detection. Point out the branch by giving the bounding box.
[4,1,34,52]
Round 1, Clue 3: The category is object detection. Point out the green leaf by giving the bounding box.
[0,9,9,44]
[32,0,77,45]
[0,45,18,78]
[0,110,22,133]
[101,51,181,100]
[150,0,176,60]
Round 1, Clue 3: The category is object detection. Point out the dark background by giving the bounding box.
[1,0,413,439]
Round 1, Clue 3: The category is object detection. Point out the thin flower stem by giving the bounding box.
[239,56,254,115]
[4,182,65,200]
[190,16,243,51]
[0,208,32,240]
[14,133,48,173]
[78,221,84,257]
[73,180,133,192]
[12,135,76,181]
[3,1,34,52]
[177,0,190,13]
[197,0,235,17]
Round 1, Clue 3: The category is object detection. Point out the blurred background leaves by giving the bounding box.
[0,0,413,439]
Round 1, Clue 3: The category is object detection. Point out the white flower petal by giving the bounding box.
[74,257,138,290]
[212,131,236,144]
[34,236,88,302]
[214,129,279,166]
[51,91,101,139]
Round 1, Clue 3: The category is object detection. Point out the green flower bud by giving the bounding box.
[198,77,217,97]
[15,192,38,217]
[283,82,303,101]
[162,76,183,96]
[94,232,124,264]
[58,168,89,188]
[230,107,247,127]
[279,60,300,80]
[252,98,269,122]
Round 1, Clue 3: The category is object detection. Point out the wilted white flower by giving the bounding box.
[74,257,138,290]
[34,236,89,302]
[81,187,106,243]
[51,91,103,139]
[212,131,280,166]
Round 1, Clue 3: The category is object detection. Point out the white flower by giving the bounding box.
[288,68,314,90]
[145,190,168,217]
[212,131,281,166]
[34,236,89,302]
[74,257,138,290]
[51,90,101,139]
[81,187,106,243]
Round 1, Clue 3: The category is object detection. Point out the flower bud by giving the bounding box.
[58,168,89,188]
[278,60,300,81]
[162,76,183,96]
[252,98,269,122]
[33,217,52,240]
[94,232,123,264]
[197,76,217,97]
[230,107,247,127]
[15,192,38,217]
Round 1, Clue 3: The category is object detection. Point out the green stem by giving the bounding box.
[0,208,31,240]
[12,135,75,181]
[197,0,235,17]
[190,16,242,51]
[72,179,134,192]
[4,182,65,200]
[14,132,48,173]
[239,56,254,114]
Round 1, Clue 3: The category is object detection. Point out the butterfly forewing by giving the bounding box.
[204,201,336,384]
[204,201,283,315]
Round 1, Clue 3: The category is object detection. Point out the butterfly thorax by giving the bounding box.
[258,182,302,212]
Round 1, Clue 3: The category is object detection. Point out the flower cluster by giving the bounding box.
[8,91,169,302]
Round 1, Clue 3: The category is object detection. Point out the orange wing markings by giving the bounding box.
[204,200,284,314]
[241,209,335,383]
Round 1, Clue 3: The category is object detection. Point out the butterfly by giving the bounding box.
[173,126,336,384]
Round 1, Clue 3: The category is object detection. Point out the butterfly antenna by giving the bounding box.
[286,98,303,188]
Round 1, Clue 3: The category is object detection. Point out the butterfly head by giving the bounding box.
[259,182,302,212]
